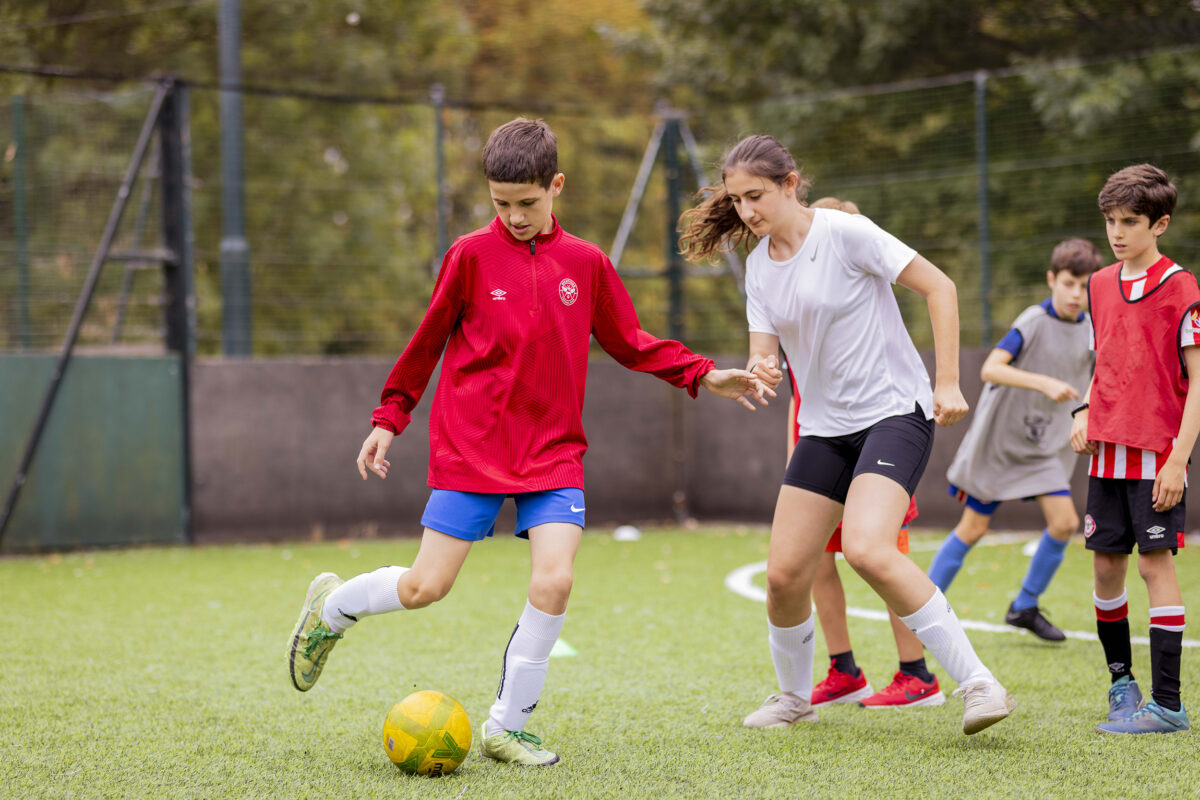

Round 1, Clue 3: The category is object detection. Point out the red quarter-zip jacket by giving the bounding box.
[371,216,715,493]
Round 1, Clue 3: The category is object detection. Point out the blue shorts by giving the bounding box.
[420,488,586,542]
[948,484,1071,516]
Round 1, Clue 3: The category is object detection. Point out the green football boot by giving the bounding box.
[479,722,561,766]
[287,572,344,692]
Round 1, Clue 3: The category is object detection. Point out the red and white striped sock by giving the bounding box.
[1149,605,1186,711]
[1094,590,1132,681]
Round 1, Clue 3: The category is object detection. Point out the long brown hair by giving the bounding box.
[678,135,811,262]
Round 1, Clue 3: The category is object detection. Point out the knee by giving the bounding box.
[840,541,886,580]
[403,573,454,609]
[530,567,574,607]
[1047,511,1080,539]
[765,564,803,599]
[1136,551,1172,583]
[955,516,990,545]
[1093,553,1125,585]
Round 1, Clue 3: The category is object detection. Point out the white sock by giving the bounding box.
[486,601,565,737]
[321,565,409,633]
[901,588,994,686]
[768,615,816,700]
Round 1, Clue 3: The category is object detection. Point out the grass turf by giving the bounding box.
[3,526,1198,799]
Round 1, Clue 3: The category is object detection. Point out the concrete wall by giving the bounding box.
[191,349,1095,540]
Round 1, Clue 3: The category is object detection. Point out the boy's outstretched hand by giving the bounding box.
[701,367,775,410]
[356,426,394,480]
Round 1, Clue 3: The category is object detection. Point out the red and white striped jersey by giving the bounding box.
[1090,441,1176,480]
[1087,255,1200,478]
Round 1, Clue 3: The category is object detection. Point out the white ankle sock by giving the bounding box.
[901,588,994,686]
[768,615,816,700]
[486,601,565,737]
[321,566,409,633]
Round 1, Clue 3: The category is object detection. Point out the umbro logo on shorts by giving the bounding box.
[1147,525,1166,539]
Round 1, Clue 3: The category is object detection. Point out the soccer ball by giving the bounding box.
[382,690,472,776]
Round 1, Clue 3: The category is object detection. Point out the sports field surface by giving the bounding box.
[4,526,1198,799]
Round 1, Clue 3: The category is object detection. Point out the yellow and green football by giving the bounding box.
[382,690,472,776]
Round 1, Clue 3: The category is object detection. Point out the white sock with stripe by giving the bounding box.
[487,601,565,736]
[901,588,995,687]
[321,565,409,633]
[768,614,816,700]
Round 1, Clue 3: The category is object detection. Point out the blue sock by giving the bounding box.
[1012,529,1068,611]
[927,531,972,592]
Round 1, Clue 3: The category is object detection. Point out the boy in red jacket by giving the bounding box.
[1071,163,1200,734]
[285,118,765,765]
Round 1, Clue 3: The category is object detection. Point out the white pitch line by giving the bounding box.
[724,554,1200,648]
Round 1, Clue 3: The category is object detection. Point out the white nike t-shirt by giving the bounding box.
[746,208,933,437]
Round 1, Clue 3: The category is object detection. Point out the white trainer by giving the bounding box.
[743,692,819,728]
[954,679,1017,734]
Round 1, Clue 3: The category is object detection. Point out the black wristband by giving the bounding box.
[1070,402,1089,418]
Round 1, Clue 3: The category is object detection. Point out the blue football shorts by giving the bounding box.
[948,484,1071,516]
[420,487,586,541]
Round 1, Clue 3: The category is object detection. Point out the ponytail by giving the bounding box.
[678,185,755,262]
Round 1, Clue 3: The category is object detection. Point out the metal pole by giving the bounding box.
[664,115,684,343]
[112,140,160,344]
[974,70,992,346]
[219,0,252,356]
[160,82,196,541]
[662,112,690,523]
[0,82,170,543]
[432,84,448,271]
[610,120,664,270]
[13,96,30,349]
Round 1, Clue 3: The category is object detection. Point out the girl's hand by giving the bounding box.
[750,355,784,391]
[932,383,969,426]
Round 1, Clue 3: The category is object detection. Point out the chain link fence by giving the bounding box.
[3,49,1199,359]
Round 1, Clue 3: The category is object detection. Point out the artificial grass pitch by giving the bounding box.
[3,527,1198,799]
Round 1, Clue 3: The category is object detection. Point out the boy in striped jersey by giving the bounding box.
[1071,163,1200,734]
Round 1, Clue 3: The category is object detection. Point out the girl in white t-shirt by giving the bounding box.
[679,134,1015,735]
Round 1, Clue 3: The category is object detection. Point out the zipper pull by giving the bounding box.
[530,241,536,255]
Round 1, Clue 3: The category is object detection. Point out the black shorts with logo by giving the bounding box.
[1083,476,1186,555]
[783,405,933,503]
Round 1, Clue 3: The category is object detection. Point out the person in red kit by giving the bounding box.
[285,118,768,766]
[1071,164,1200,735]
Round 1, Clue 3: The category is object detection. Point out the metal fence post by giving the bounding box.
[219,0,252,356]
[432,84,448,272]
[160,80,196,540]
[974,70,992,346]
[13,96,30,350]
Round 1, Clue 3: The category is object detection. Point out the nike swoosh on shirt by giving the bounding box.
[570,504,585,513]
[810,242,819,261]
[876,459,895,467]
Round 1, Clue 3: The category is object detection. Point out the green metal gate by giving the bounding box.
[1,80,193,552]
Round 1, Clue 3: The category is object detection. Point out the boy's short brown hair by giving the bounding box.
[810,196,860,214]
[483,118,558,188]
[1097,163,1177,222]
[1050,237,1104,277]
